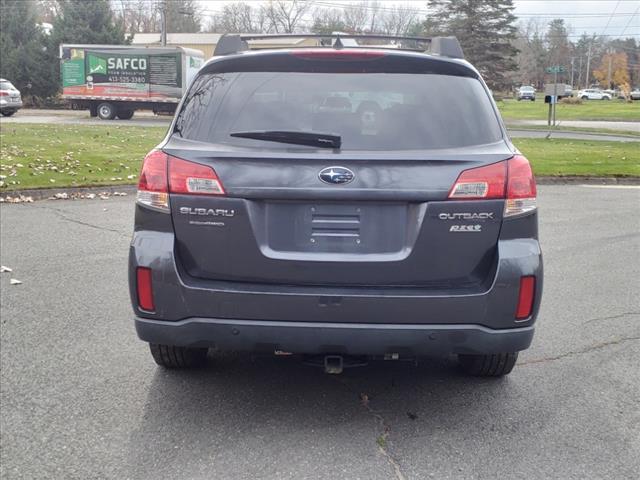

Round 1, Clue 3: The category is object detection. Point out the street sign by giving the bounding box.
[546,65,566,74]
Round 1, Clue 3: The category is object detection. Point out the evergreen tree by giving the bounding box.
[425,0,519,90]
[0,0,58,99]
[50,0,126,46]
[545,19,571,73]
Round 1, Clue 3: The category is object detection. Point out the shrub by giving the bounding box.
[560,97,583,105]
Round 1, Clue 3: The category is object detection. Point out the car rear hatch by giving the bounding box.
[158,50,516,289]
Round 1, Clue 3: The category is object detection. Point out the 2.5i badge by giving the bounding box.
[450,225,482,232]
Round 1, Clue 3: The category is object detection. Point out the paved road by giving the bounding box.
[1,186,639,479]
[2,109,638,141]
[508,119,640,133]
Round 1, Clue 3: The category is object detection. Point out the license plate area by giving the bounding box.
[265,202,408,254]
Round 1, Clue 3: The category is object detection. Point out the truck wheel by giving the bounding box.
[149,343,208,368]
[458,352,518,376]
[116,109,134,120]
[97,102,116,120]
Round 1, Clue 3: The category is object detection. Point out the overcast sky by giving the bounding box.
[197,0,640,38]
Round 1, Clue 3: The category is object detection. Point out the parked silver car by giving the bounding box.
[0,79,23,116]
[517,85,536,101]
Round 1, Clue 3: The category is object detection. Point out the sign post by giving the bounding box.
[545,66,566,130]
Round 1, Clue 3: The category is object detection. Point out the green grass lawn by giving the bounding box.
[0,124,165,190]
[0,124,638,191]
[498,98,640,122]
[513,138,639,177]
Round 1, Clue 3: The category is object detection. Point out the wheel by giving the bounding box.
[458,352,518,377]
[531,98,535,101]
[1,110,16,117]
[602,96,610,101]
[116,109,134,120]
[581,96,589,100]
[149,343,208,368]
[97,102,116,120]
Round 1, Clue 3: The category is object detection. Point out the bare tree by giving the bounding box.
[343,2,368,33]
[263,0,310,33]
[207,2,268,33]
[112,0,160,34]
[311,7,346,34]
[380,4,419,36]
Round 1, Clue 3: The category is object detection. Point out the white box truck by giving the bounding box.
[60,44,204,120]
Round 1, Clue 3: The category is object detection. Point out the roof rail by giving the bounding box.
[213,33,464,59]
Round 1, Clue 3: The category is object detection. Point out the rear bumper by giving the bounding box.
[135,316,535,355]
[0,100,22,110]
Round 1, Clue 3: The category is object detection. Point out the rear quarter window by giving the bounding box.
[175,66,503,151]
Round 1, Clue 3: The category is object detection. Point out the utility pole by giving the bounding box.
[160,0,167,47]
[585,41,592,89]
[577,55,583,89]
[606,48,613,89]
[570,56,575,87]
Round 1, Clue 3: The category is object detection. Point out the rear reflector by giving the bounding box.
[136,150,225,212]
[515,276,536,320]
[136,267,155,312]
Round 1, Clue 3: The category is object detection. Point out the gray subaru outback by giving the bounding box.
[129,34,542,376]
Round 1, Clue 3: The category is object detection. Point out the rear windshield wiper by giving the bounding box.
[230,130,341,149]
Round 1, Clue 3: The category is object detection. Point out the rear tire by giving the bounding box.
[458,352,518,377]
[97,102,116,120]
[116,109,134,120]
[581,96,589,100]
[1,110,16,117]
[149,343,208,368]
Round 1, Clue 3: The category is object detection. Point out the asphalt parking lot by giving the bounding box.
[1,185,639,479]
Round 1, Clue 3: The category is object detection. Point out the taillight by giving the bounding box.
[448,155,537,218]
[515,276,536,320]
[168,157,224,195]
[136,267,155,312]
[0,91,8,96]
[137,150,169,212]
[448,161,506,199]
[504,155,537,217]
[136,151,225,212]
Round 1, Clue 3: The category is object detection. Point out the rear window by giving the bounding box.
[0,81,15,90]
[175,72,502,151]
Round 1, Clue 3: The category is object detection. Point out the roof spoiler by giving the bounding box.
[213,34,464,59]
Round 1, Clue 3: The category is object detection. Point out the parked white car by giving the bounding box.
[630,88,640,100]
[0,78,23,116]
[578,89,611,100]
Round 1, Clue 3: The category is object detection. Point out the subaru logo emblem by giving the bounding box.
[318,166,355,185]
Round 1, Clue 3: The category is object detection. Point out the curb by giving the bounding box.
[535,176,640,185]
[0,184,137,201]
